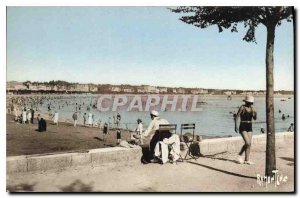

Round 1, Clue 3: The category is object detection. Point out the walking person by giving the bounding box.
[235,95,257,165]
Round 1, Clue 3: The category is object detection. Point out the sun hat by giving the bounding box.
[243,95,254,103]
[150,110,159,117]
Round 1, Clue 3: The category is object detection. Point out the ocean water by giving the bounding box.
[24,94,294,137]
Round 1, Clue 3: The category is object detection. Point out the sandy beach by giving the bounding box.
[6,114,133,156]
[6,114,218,156]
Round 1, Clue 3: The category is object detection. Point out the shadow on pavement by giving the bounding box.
[59,179,93,192]
[93,137,104,141]
[279,157,294,162]
[7,183,36,192]
[187,161,257,180]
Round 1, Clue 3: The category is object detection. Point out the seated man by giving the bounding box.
[143,110,171,163]
[154,134,181,164]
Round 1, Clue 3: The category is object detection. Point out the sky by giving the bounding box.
[6,6,294,90]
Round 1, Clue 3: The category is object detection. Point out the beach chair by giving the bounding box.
[157,124,184,163]
[180,123,199,160]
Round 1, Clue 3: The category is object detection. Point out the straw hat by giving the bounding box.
[243,95,254,103]
[150,110,159,117]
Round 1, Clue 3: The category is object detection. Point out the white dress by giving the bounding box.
[53,112,59,123]
[88,113,92,125]
[22,111,27,122]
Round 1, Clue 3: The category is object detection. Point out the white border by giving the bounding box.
[1,0,298,197]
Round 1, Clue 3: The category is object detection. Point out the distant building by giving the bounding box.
[144,86,159,93]
[224,91,232,95]
[159,88,168,94]
[123,88,134,93]
[58,86,67,92]
[111,86,121,92]
[75,84,89,92]
[191,89,201,95]
[10,84,28,91]
[89,85,98,92]
[137,88,145,93]
[176,88,186,94]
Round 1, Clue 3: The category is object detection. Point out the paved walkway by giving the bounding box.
[7,142,294,192]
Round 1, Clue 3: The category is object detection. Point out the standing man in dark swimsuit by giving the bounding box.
[235,95,257,165]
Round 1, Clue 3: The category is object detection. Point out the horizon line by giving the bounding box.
[6,80,294,92]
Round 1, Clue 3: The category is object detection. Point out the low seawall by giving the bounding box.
[7,132,294,174]
[199,132,294,155]
[7,147,142,174]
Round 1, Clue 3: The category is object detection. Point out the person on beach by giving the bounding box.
[235,95,257,165]
[103,122,108,140]
[53,111,59,125]
[30,108,35,124]
[37,114,41,122]
[14,106,19,122]
[27,110,32,124]
[143,110,170,163]
[288,123,294,132]
[88,112,93,127]
[72,111,78,127]
[83,113,87,126]
[38,117,47,132]
[134,119,144,145]
[116,128,121,144]
[116,113,121,128]
[22,108,27,124]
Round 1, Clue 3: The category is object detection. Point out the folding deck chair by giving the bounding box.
[157,124,184,163]
[180,123,199,160]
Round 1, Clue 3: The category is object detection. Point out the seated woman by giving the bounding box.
[38,118,47,132]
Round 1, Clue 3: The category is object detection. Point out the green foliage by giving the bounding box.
[170,6,293,43]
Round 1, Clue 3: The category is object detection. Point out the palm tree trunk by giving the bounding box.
[265,23,276,176]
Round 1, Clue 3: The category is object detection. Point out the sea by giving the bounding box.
[29,94,294,137]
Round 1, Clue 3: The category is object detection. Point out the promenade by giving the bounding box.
[7,135,294,192]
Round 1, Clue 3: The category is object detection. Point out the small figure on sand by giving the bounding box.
[103,122,108,140]
[72,111,78,127]
[234,95,257,165]
[134,118,144,145]
[38,117,47,132]
[83,113,87,126]
[53,111,59,125]
[116,128,121,144]
[30,108,35,124]
[287,123,294,132]
[22,108,27,124]
[27,109,32,124]
[87,112,93,127]
[116,113,121,128]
